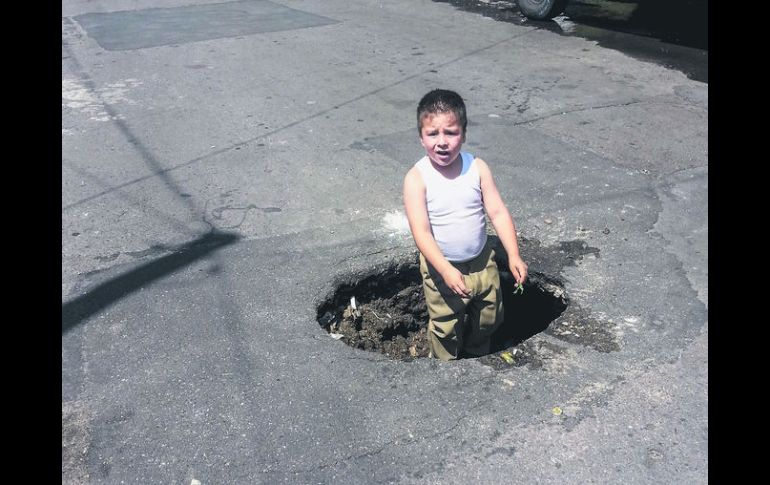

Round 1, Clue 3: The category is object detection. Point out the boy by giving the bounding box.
[403,89,528,361]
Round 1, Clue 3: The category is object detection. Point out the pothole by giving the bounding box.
[317,246,570,362]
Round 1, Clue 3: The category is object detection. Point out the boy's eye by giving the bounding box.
[425,131,458,137]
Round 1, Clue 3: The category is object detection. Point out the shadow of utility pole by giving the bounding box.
[61,230,239,334]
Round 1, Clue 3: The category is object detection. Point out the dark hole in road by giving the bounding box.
[317,253,569,361]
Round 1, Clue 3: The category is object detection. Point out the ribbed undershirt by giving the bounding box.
[415,152,487,262]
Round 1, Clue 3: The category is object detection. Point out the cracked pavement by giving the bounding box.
[62,0,707,483]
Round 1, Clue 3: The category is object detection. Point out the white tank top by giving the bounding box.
[415,152,487,262]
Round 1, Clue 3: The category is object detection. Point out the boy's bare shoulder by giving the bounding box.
[404,165,424,185]
[473,156,492,175]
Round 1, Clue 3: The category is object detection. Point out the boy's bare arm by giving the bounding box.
[476,159,529,285]
[403,168,471,297]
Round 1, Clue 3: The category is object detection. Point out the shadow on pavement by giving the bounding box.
[61,230,239,334]
[565,0,708,50]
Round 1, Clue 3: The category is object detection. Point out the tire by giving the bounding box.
[517,0,569,20]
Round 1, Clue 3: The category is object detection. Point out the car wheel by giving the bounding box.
[517,0,569,20]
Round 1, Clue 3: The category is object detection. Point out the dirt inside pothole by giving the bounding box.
[318,264,431,360]
[317,243,571,361]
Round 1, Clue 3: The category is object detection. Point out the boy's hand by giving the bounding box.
[509,256,528,286]
[442,266,471,297]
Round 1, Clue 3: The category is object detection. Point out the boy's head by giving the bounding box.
[417,89,467,136]
[417,89,467,166]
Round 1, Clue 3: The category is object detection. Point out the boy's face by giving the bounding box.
[419,111,465,167]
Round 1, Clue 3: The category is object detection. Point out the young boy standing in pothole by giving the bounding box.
[403,89,529,361]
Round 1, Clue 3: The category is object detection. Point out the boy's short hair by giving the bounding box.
[417,89,467,135]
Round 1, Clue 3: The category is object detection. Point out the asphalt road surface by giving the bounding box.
[62,0,707,483]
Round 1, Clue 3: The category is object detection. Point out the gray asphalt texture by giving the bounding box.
[62,0,708,483]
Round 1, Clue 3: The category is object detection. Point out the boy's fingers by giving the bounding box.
[456,282,469,297]
[516,265,528,283]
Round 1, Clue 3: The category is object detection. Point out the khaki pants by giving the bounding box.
[419,242,503,361]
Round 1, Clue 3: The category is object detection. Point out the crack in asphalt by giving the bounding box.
[514,98,647,126]
[335,246,405,265]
